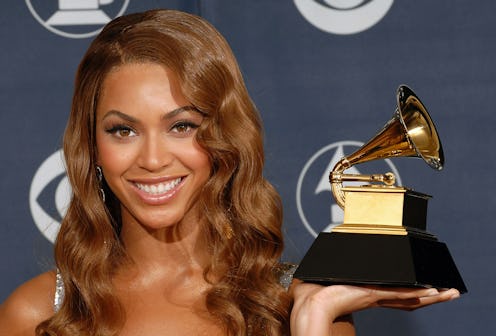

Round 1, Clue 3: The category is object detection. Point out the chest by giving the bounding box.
[115,279,224,336]
[118,302,224,336]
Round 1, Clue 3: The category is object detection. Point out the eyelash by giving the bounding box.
[105,124,136,138]
[170,121,200,134]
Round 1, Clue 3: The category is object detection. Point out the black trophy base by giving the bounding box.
[294,232,467,293]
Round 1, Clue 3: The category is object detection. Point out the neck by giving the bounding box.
[118,211,212,277]
[113,212,216,315]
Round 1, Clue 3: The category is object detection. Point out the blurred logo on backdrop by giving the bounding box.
[26,0,129,39]
[296,141,402,237]
[29,150,70,243]
[293,0,394,35]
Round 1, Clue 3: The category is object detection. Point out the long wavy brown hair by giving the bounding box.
[36,9,290,336]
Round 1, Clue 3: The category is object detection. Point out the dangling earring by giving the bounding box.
[224,206,234,239]
[96,166,106,202]
[224,224,234,240]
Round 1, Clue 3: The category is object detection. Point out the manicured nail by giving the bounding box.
[427,288,439,296]
[450,292,460,300]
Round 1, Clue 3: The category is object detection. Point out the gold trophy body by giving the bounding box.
[294,85,467,293]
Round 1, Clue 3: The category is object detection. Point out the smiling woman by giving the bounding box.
[0,8,459,336]
[2,9,291,335]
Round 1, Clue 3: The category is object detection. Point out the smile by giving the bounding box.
[135,177,183,195]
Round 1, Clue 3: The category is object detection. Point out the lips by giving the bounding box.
[131,176,185,204]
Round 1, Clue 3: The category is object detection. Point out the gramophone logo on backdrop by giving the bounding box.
[29,150,71,243]
[293,0,394,35]
[296,141,401,237]
[26,0,129,38]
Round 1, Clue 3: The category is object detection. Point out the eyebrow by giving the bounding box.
[101,105,203,122]
[162,105,204,120]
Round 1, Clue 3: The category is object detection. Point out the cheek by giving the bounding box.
[187,145,211,177]
[96,137,136,174]
[196,154,211,179]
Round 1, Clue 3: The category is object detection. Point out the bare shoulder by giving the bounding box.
[0,271,56,335]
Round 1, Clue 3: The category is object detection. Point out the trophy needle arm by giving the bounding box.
[330,158,396,209]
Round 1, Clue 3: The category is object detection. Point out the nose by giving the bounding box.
[137,133,173,172]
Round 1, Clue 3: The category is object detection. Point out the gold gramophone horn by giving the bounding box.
[330,85,444,208]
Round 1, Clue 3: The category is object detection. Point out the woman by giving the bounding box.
[0,9,459,336]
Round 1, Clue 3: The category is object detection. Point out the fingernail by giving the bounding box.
[450,292,460,300]
[427,288,439,296]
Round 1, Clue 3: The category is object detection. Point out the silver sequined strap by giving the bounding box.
[54,270,65,312]
[279,263,298,291]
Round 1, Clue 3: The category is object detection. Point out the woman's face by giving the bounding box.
[95,62,211,230]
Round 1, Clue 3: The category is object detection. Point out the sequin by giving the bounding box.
[279,263,298,291]
[54,270,65,312]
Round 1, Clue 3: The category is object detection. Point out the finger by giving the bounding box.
[367,286,441,300]
[378,288,460,310]
[416,288,460,305]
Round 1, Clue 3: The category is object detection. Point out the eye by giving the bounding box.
[105,125,137,138]
[170,121,199,134]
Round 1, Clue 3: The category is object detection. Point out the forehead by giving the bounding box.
[100,62,177,93]
[97,62,188,112]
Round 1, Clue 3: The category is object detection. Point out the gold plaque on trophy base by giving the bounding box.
[334,186,431,236]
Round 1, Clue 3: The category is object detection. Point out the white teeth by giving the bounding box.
[135,178,182,195]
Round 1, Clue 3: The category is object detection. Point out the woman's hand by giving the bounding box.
[290,280,460,336]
